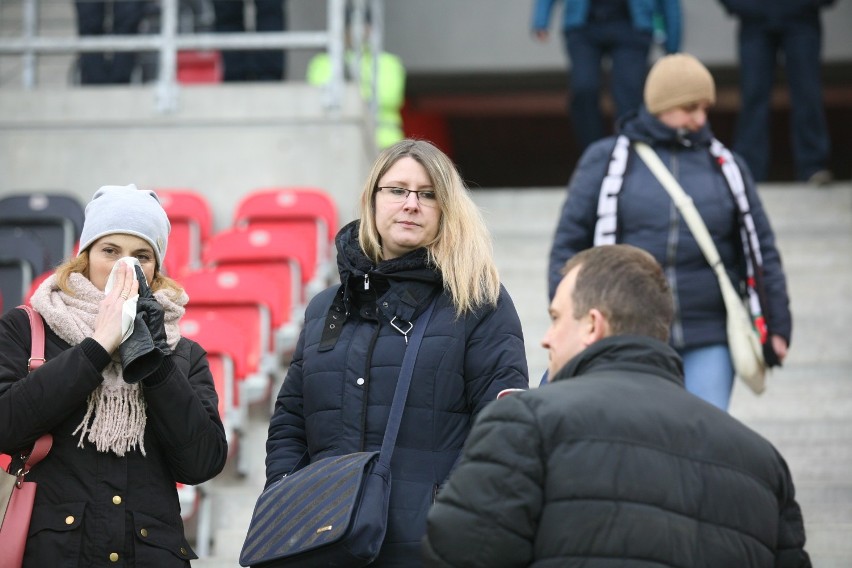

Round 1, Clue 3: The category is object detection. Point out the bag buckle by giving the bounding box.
[389,317,413,344]
[15,467,28,488]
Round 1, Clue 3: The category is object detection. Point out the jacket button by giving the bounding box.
[356,378,365,386]
[65,516,74,525]
[112,495,122,505]
[140,528,149,537]
[109,553,119,562]
[180,547,188,556]
[382,302,389,308]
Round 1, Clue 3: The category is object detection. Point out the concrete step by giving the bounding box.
[476,183,852,564]
[191,183,852,566]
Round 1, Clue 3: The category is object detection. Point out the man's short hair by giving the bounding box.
[562,245,674,341]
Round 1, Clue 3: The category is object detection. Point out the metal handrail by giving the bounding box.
[0,0,374,114]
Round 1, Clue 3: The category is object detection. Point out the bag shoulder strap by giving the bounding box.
[8,305,54,466]
[633,142,730,286]
[377,296,439,469]
[21,435,52,471]
[18,305,45,371]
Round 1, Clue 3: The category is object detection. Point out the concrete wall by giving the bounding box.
[381,0,852,73]
[0,83,374,232]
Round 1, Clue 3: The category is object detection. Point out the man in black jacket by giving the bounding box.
[423,244,810,567]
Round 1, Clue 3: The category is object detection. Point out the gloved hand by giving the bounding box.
[119,266,171,383]
[136,265,170,357]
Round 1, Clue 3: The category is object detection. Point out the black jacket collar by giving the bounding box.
[552,335,685,387]
[619,105,714,149]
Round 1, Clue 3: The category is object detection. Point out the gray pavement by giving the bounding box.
[193,182,852,567]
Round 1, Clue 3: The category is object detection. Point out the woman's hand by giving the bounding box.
[92,262,139,354]
[770,334,788,364]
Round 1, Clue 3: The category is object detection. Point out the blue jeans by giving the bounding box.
[733,16,830,181]
[679,344,735,411]
[563,20,652,150]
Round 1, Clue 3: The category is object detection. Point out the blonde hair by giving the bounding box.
[55,249,184,297]
[358,139,500,315]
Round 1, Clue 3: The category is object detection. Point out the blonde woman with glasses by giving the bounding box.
[262,139,530,566]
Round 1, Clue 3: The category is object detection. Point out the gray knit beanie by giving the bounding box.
[78,184,170,268]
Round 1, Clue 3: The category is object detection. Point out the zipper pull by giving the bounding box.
[364,274,370,291]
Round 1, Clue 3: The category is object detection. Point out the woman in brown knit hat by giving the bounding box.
[548,53,792,411]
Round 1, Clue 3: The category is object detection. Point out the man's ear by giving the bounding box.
[584,308,611,345]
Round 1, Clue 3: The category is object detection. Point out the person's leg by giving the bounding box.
[607,21,652,121]
[212,0,248,81]
[74,0,109,84]
[251,0,286,81]
[781,17,831,181]
[564,26,605,150]
[733,20,777,182]
[680,344,735,411]
[109,0,147,83]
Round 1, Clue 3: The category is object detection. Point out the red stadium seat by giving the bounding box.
[177,50,223,84]
[232,187,339,299]
[202,227,304,341]
[181,307,258,480]
[156,189,214,279]
[179,309,243,439]
[181,263,302,362]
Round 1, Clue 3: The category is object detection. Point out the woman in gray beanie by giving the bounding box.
[0,184,228,566]
[547,54,792,411]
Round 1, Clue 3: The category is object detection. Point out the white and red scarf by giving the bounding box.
[593,135,770,343]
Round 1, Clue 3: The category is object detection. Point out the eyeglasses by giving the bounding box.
[376,187,439,208]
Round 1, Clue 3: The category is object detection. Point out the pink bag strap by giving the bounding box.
[20,435,52,472]
[18,305,45,371]
[11,305,53,471]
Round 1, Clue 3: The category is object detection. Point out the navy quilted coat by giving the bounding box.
[548,107,792,351]
[265,221,530,567]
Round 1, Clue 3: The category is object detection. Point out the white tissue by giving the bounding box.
[104,257,143,343]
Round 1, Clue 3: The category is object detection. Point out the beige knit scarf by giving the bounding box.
[30,272,187,456]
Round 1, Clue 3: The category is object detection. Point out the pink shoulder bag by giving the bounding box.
[0,305,54,568]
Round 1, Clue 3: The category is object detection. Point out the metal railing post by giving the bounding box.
[22,0,38,88]
[156,0,180,112]
[369,0,383,130]
[326,0,346,111]
[0,0,371,115]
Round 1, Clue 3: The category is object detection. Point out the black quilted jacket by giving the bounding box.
[0,307,227,567]
[424,336,810,568]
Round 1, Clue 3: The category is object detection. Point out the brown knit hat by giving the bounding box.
[644,53,716,115]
